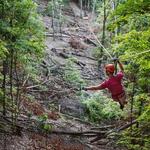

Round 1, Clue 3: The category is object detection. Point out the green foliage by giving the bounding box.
[44,0,66,34]
[109,0,150,90]
[0,0,45,73]
[37,114,53,132]
[118,127,150,150]
[44,0,66,16]
[64,57,86,88]
[38,114,48,122]
[0,40,8,59]
[0,0,45,89]
[0,0,45,118]
[108,0,150,149]
[0,0,45,58]
[82,92,125,123]
[44,1,53,16]
[82,94,103,122]
[138,104,150,127]
[112,0,150,17]
[92,47,103,59]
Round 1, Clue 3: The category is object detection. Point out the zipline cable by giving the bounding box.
[87,24,150,62]
[88,25,113,59]
[126,49,150,59]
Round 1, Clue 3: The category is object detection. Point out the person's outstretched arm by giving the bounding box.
[84,85,103,91]
[83,81,107,91]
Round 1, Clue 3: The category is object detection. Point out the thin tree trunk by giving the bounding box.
[112,0,120,36]
[9,2,15,123]
[1,0,6,117]
[14,51,21,122]
[102,0,106,46]
[136,100,143,128]
[87,0,90,11]
[92,0,97,15]
[99,0,106,74]
[59,4,62,38]
[80,0,83,18]
[130,81,135,132]
[10,49,14,123]
[52,0,55,40]
[14,52,20,107]
[111,0,120,59]
[2,60,7,116]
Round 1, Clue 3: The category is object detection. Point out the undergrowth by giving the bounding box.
[81,91,126,123]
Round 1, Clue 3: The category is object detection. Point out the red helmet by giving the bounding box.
[105,64,115,73]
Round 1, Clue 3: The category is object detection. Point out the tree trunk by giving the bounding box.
[102,0,106,46]
[130,81,136,132]
[52,0,55,40]
[136,100,143,128]
[2,60,7,116]
[112,0,120,37]
[80,0,83,18]
[59,4,62,38]
[10,49,14,123]
[1,0,6,117]
[87,0,90,11]
[92,0,97,15]
[14,51,21,122]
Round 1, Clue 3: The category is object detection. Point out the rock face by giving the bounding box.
[59,98,86,117]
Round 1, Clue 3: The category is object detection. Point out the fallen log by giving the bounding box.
[60,113,95,126]
[58,52,86,67]
[71,52,96,60]
[51,48,96,61]
[51,130,106,137]
[45,33,70,38]
[61,31,84,38]
[117,120,137,132]
[0,115,106,138]
[90,125,115,130]
[90,120,138,143]
[90,135,106,143]
[0,114,138,146]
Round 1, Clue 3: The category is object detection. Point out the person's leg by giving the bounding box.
[118,92,127,108]
[113,99,124,110]
[119,101,124,110]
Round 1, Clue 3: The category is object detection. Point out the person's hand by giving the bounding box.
[112,57,119,63]
[81,87,88,91]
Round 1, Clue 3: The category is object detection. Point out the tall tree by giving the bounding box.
[102,0,106,46]
[0,0,45,120]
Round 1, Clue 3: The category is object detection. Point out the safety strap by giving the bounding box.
[113,59,118,75]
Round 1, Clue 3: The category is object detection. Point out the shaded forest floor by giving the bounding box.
[0,1,127,150]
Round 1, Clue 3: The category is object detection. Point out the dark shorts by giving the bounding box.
[113,91,127,104]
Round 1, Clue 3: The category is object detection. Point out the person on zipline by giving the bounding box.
[83,59,127,110]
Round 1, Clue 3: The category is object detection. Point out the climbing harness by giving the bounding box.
[113,59,118,75]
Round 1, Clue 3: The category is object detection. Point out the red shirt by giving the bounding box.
[100,71,124,99]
